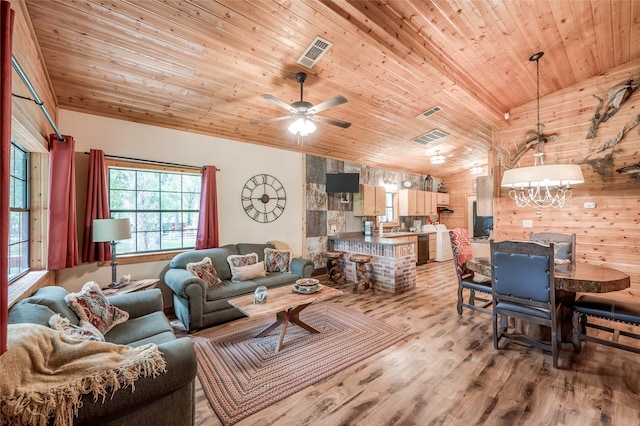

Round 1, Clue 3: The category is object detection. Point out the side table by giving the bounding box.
[102,278,160,296]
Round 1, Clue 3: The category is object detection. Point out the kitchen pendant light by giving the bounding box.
[470,164,483,174]
[501,52,583,209]
[430,150,446,165]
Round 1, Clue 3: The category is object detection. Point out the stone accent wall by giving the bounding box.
[305,154,432,271]
[331,240,416,293]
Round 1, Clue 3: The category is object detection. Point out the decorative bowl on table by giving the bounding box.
[293,278,322,294]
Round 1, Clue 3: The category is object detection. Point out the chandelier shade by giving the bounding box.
[501,164,584,188]
[501,164,584,208]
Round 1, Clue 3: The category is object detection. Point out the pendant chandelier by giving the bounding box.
[501,52,584,209]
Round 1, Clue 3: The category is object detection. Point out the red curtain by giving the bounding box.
[82,149,111,263]
[0,0,15,355]
[195,165,219,249]
[47,134,79,270]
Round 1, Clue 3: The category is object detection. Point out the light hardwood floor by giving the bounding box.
[176,260,640,425]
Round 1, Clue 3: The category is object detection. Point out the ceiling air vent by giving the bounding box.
[413,129,449,145]
[416,105,442,120]
[296,36,333,69]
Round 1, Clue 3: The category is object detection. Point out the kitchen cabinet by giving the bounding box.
[398,189,426,216]
[436,192,450,206]
[425,192,437,216]
[353,184,386,216]
[429,236,436,260]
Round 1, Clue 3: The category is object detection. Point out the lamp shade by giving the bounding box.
[92,218,132,242]
[501,164,584,188]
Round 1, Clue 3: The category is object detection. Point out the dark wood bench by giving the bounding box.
[572,295,640,354]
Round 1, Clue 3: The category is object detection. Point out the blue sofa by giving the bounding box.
[164,243,315,331]
[8,286,196,425]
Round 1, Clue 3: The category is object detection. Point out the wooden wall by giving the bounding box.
[11,0,57,152]
[445,57,640,301]
[438,170,479,231]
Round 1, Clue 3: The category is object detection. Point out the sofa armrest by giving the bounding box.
[164,268,206,299]
[291,257,315,278]
[108,288,163,319]
[75,337,197,422]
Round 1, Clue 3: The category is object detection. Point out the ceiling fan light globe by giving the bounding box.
[288,118,316,136]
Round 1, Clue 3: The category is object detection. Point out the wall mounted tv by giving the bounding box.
[326,173,360,193]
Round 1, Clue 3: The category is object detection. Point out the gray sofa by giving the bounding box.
[8,286,196,426]
[164,243,315,331]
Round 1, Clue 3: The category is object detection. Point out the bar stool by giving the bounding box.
[325,251,345,285]
[349,254,373,293]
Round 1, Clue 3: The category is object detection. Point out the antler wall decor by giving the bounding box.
[586,75,640,139]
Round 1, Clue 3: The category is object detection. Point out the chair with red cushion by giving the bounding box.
[449,228,492,315]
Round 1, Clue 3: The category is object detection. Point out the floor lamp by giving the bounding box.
[93,218,132,288]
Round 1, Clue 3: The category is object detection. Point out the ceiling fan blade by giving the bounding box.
[260,94,294,112]
[250,115,292,126]
[310,115,352,129]
[309,95,348,114]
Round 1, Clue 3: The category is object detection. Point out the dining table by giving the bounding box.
[465,257,631,350]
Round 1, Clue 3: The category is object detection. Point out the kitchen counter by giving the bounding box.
[328,233,417,245]
[329,233,416,293]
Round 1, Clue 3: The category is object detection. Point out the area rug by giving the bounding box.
[192,301,404,425]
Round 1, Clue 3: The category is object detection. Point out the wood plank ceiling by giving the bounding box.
[22,0,640,176]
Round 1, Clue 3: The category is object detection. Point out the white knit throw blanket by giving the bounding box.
[0,323,167,426]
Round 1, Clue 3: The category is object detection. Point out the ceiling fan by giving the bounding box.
[250,72,351,141]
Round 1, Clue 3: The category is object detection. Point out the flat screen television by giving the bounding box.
[326,173,360,193]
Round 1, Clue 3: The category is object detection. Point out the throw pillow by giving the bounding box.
[64,281,129,335]
[48,313,105,342]
[186,257,223,289]
[226,252,258,268]
[264,248,293,273]
[229,261,266,282]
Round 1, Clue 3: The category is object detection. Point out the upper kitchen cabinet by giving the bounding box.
[353,184,386,216]
[436,193,450,206]
[425,192,437,216]
[398,189,426,216]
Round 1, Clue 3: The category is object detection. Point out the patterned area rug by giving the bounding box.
[192,301,404,425]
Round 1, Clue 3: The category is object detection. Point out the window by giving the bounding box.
[9,140,30,281]
[108,164,201,254]
[381,191,397,224]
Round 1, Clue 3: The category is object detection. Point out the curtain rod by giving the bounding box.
[12,56,65,142]
[84,152,219,171]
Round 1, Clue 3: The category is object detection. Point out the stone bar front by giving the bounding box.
[329,233,417,293]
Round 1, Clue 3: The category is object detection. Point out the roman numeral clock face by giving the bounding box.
[241,174,286,223]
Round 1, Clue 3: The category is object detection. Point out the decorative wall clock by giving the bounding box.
[241,174,286,223]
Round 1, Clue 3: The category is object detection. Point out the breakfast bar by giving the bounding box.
[329,233,417,293]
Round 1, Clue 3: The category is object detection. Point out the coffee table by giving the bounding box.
[228,284,343,352]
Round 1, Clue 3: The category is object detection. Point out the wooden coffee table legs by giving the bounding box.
[255,302,319,352]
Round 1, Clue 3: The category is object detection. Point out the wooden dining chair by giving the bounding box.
[529,232,576,264]
[449,228,491,315]
[491,240,561,369]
